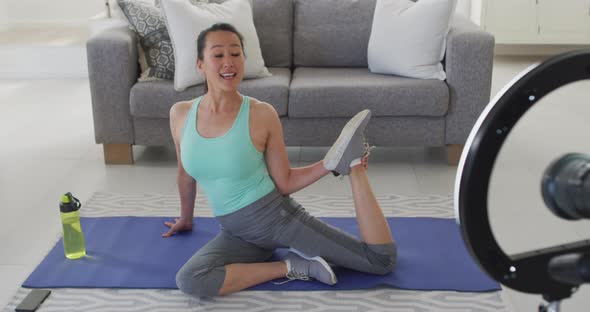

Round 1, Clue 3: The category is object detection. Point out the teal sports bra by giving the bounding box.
[180,95,275,216]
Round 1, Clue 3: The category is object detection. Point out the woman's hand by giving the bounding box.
[162,218,193,238]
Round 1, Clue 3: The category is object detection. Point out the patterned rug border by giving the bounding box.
[4,192,511,312]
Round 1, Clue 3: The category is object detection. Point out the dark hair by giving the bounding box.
[196,23,245,93]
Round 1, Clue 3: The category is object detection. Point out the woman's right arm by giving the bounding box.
[163,101,197,238]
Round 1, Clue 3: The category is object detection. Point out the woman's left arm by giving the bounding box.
[260,103,330,195]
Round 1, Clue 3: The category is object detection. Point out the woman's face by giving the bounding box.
[197,30,245,92]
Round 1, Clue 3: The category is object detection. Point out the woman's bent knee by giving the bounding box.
[176,265,225,297]
[366,242,398,275]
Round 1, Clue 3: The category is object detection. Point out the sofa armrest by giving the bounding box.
[444,16,495,145]
[87,25,138,144]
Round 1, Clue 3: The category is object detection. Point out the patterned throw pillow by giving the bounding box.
[118,0,175,81]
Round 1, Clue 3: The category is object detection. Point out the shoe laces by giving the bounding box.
[363,142,375,158]
[362,128,375,158]
[332,128,374,180]
[273,270,310,285]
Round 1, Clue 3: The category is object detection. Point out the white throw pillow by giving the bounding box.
[160,0,271,91]
[368,0,457,80]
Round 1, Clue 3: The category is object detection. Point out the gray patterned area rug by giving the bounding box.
[4,193,511,312]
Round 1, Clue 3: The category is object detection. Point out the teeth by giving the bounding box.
[221,73,235,77]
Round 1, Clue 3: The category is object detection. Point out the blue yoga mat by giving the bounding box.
[23,217,499,292]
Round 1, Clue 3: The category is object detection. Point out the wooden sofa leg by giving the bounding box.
[103,144,134,165]
[446,144,464,166]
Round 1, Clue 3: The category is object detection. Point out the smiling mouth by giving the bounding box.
[220,73,237,80]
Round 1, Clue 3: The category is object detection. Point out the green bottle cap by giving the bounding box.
[61,194,70,204]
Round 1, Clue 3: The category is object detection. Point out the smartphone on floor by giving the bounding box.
[15,289,51,312]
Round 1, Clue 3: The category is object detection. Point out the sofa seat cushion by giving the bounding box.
[289,67,449,118]
[130,67,291,118]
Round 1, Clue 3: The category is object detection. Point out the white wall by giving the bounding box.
[0,1,7,29]
[2,0,104,25]
[455,0,483,25]
[455,0,471,18]
[470,0,482,25]
[2,0,481,27]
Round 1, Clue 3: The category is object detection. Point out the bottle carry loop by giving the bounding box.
[70,193,81,210]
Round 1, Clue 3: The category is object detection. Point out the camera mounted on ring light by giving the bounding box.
[455,49,590,311]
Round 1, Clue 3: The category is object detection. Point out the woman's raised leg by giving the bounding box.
[274,109,397,275]
[349,163,394,245]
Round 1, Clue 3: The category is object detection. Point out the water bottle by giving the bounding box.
[60,192,86,259]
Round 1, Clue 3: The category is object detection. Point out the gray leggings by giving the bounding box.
[176,189,397,297]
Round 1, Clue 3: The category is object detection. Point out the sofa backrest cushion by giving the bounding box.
[210,0,293,67]
[293,0,377,67]
[252,0,293,67]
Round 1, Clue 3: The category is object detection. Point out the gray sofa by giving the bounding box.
[87,0,494,165]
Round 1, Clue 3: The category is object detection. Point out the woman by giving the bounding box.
[164,23,396,297]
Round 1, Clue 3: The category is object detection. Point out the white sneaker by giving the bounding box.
[279,248,337,285]
[323,109,372,176]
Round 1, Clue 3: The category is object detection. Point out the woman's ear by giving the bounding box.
[196,58,205,76]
